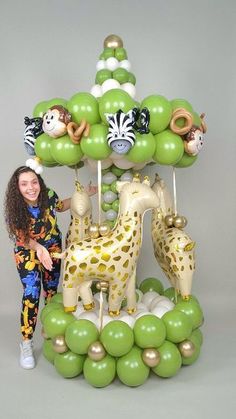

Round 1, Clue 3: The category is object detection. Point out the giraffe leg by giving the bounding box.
[108,281,126,316]
[78,280,94,310]
[126,269,137,314]
[63,286,79,312]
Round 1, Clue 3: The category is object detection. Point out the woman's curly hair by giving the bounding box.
[4,166,48,243]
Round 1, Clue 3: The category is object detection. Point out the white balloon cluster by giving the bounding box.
[91,58,136,99]
[73,289,174,330]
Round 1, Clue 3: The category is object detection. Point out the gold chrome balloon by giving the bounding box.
[41,327,49,340]
[178,340,195,357]
[165,214,174,227]
[96,281,109,292]
[173,215,187,229]
[52,335,68,354]
[88,223,100,239]
[99,222,111,237]
[104,34,123,49]
[142,348,161,368]
[88,341,106,361]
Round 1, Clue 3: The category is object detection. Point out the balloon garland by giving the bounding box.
[23,34,207,386]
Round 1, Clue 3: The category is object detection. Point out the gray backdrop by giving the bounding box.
[0,0,235,418]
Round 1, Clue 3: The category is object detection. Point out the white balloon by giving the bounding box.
[106,209,117,221]
[119,315,136,328]
[102,171,117,185]
[151,305,170,318]
[141,291,160,308]
[136,302,148,311]
[78,311,99,328]
[135,289,143,303]
[133,162,147,171]
[110,151,124,161]
[134,310,150,320]
[121,82,136,99]
[114,158,135,170]
[106,57,119,71]
[96,60,107,71]
[87,158,112,173]
[157,300,175,310]
[149,295,168,311]
[103,190,117,204]
[120,59,131,71]
[100,315,113,328]
[73,303,85,319]
[120,172,133,182]
[90,84,102,98]
[102,79,120,94]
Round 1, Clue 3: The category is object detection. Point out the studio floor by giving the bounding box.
[1,298,235,419]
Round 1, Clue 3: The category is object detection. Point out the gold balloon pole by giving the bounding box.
[97,160,102,225]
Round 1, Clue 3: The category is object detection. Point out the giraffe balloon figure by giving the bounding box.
[57,176,159,316]
[151,174,196,299]
[65,180,92,247]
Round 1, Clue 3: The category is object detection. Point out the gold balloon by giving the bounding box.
[103,34,123,49]
[96,280,109,292]
[88,223,100,239]
[52,335,68,354]
[165,214,174,227]
[178,340,195,357]
[99,222,111,237]
[173,215,187,229]
[142,348,161,367]
[41,327,49,340]
[88,341,106,361]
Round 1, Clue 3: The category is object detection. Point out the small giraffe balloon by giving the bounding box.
[151,174,196,299]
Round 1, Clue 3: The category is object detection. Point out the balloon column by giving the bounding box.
[23,34,207,386]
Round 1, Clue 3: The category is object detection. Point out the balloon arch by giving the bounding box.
[24,35,205,387]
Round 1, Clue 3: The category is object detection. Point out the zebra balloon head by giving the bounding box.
[23,116,44,156]
[105,108,139,154]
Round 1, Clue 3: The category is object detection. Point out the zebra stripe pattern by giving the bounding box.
[106,109,137,147]
[24,117,43,156]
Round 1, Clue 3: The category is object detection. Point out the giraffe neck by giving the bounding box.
[151,208,166,233]
[115,210,143,248]
[67,212,92,244]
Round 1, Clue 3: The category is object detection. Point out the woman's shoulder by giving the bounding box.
[47,188,59,204]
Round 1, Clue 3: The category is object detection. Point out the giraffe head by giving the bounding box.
[70,181,92,217]
[116,176,159,214]
[152,174,173,216]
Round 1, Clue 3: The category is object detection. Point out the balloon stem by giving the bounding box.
[98,289,104,332]
[173,167,177,216]
[98,160,102,225]
[75,166,79,182]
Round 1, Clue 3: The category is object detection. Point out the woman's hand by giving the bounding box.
[35,243,53,271]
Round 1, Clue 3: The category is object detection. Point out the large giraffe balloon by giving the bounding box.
[151,174,196,299]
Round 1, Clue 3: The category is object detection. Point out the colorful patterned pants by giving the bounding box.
[14,242,61,340]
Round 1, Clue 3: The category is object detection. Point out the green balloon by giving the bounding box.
[102,202,112,212]
[128,72,136,85]
[190,328,203,347]
[68,92,100,125]
[181,342,201,366]
[41,160,59,168]
[40,302,63,324]
[43,339,56,364]
[113,68,129,84]
[162,310,192,343]
[171,99,194,128]
[174,153,197,168]
[65,319,99,354]
[133,315,166,348]
[100,320,134,357]
[115,47,127,61]
[81,124,111,160]
[152,341,182,377]
[110,180,118,193]
[193,112,202,127]
[99,89,135,124]
[154,130,184,165]
[33,101,48,118]
[34,134,55,162]
[163,287,176,301]
[102,48,114,59]
[50,135,83,165]
[127,132,156,163]
[83,354,116,387]
[111,166,125,177]
[43,310,75,339]
[50,292,63,304]
[101,183,111,193]
[176,294,200,306]
[47,98,67,109]
[112,199,120,212]
[117,346,150,387]
[174,300,203,329]
[139,277,164,295]
[54,351,85,378]
[95,69,112,85]
[141,95,172,134]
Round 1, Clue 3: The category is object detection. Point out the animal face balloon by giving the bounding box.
[24,116,43,156]
[42,105,72,138]
[105,108,138,154]
[184,127,205,156]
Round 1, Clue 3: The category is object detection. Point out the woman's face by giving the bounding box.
[18,171,41,206]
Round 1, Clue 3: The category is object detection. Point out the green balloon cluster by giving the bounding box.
[40,282,204,387]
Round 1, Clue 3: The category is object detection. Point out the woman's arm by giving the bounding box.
[57,198,71,212]
[28,239,53,271]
